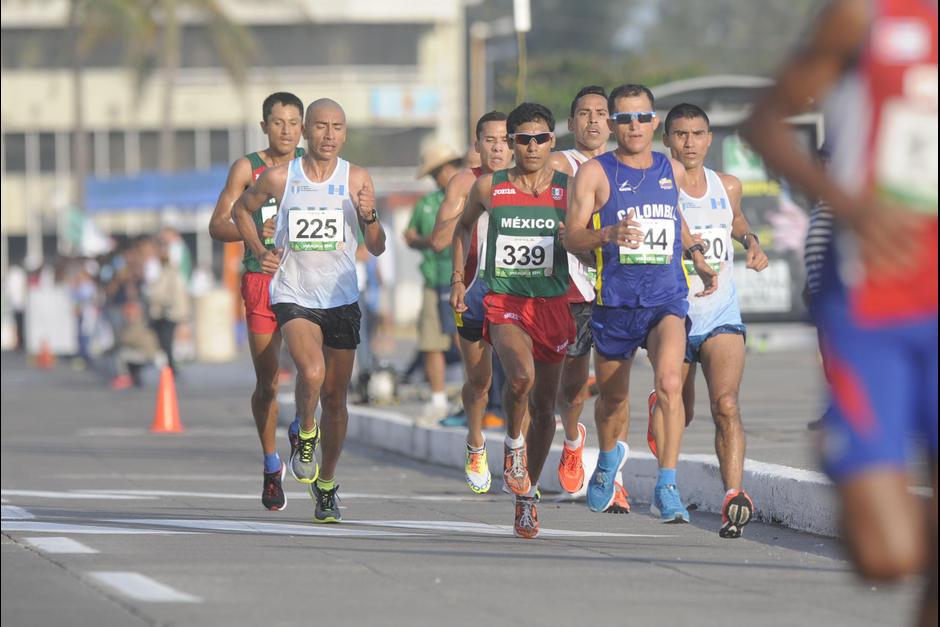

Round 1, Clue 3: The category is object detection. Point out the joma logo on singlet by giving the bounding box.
[499,217,557,229]
[493,188,517,196]
[617,204,675,220]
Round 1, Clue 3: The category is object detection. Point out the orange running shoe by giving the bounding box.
[646,389,658,459]
[719,489,754,538]
[514,495,539,539]
[557,422,586,493]
[604,481,631,514]
[503,443,531,496]
[482,412,505,430]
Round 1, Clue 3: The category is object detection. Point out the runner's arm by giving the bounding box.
[723,173,769,271]
[549,152,573,176]
[233,167,283,262]
[565,160,638,253]
[209,157,254,242]
[674,159,718,294]
[352,166,386,257]
[740,0,868,217]
[430,169,475,253]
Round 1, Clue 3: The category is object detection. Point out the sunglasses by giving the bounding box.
[509,132,553,146]
[612,111,656,125]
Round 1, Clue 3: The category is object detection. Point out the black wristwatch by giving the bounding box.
[742,232,759,250]
[686,243,705,259]
[362,209,378,225]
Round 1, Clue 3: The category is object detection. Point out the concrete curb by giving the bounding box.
[345,405,841,537]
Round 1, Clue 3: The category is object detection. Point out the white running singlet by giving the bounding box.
[560,149,596,303]
[680,168,742,337]
[270,157,360,309]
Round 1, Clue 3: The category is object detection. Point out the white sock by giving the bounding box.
[467,441,485,453]
[430,391,447,407]
[564,432,583,449]
[524,484,538,498]
[616,442,629,484]
[504,433,525,449]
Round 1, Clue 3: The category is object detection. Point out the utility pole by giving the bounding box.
[513,0,531,105]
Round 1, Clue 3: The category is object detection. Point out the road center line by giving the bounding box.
[87,571,201,603]
[23,537,99,554]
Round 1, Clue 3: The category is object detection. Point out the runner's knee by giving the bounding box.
[506,370,534,397]
[465,371,491,397]
[850,532,925,581]
[655,372,684,403]
[297,364,325,391]
[710,393,740,424]
[253,379,278,405]
[320,390,348,417]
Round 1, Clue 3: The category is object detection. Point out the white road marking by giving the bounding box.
[1,505,35,519]
[75,427,258,438]
[3,488,499,503]
[347,520,673,538]
[23,537,99,554]
[2,522,193,535]
[88,571,200,603]
[2,490,158,501]
[103,518,420,538]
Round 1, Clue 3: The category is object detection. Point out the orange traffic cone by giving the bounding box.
[35,339,55,370]
[151,366,184,433]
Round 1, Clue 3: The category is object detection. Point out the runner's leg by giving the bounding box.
[281,319,326,433]
[526,358,566,485]
[489,323,536,440]
[699,333,746,490]
[645,316,688,469]
[558,352,590,441]
[247,330,281,458]
[319,347,357,481]
[460,336,492,449]
[593,353,632,452]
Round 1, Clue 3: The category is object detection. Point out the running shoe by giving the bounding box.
[482,412,505,430]
[439,409,468,427]
[646,389,658,459]
[288,421,300,459]
[503,443,531,496]
[650,483,690,523]
[586,441,627,512]
[513,495,539,539]
[603,481,630,514]
[289,426,320,484]
[465,448,491,494]
[719,489,754,538]
[311,482,341,523]
[557,422,587,493]
[261,463,287,511]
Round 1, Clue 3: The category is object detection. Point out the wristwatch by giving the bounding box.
[362,209,378,225]
[686,243,705,259]
[743,232,759,250]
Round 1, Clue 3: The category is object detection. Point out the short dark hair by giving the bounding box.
[262,92,304,122]
[607,84,655,113]
[506,102,555,134]
[570,86,607,118]
[476,110,508,139]
[664,103,710,135]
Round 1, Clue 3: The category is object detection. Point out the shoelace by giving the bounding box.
[299,435,315,464]
[468,452,485,474]
[508,448,526,478]
[561,447,581,472]
[659,485,683,511]
[317,487,339,511]
[517,499,536,529]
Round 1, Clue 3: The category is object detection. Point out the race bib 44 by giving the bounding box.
[620,217,674,265]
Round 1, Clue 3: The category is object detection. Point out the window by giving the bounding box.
[140,131,159,171]
[3,133,26,173]
[209,129,229,165]
[39,133,56,173]
[109,132,126,175]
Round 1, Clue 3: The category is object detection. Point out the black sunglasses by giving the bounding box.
[509,132,553,146]
[612,111,656,125]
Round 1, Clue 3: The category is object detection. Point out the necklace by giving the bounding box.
[614,155,648,194]
[513,170,550,197]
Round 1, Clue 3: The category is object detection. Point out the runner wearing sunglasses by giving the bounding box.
[565,84,717,523]
[452,102,576,538]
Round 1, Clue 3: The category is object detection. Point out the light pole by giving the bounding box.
[513,0,531,105]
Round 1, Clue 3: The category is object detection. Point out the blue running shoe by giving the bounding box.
[650,484,690,523]
[439,410,468,427]
[586,442,627,512]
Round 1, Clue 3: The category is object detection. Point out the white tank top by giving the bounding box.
[269,157,360,309]
[561,149,595,302]
[679,168,741,335]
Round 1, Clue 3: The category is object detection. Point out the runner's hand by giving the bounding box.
[557,221,567,248]
[262,216,276,240]
[357,179,376,221]
[450,281,468,313]
[745,241,769,272]
[603,209,643,248]
[692,254,718,297]
[260,248,282,275]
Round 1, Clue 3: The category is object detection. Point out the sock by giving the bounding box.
[657,467,677,488]
[564,431,583,450]
[467,442,485,453]
[289,416,300,436]
[316,476,335,491]
[504,433,525,449]
[597,445,621,471]
[431,391,447,407]
[263,452,282,474]
[299,424,318,440]
[524,484,538,498]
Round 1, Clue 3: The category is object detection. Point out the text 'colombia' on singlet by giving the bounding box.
[592,150,686,308]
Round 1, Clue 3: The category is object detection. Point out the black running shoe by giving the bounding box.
[311,483,342,523]
[719,489,754,538]
[262,463,287,511]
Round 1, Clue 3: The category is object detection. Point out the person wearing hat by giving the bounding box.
[405,144,465,421]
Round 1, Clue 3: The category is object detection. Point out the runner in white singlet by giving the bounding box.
[233,98,386,524]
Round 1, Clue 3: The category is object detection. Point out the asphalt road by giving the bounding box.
[1,351,922,626]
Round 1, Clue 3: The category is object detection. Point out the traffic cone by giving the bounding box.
[150,366,184,433]
[35,339,55,370]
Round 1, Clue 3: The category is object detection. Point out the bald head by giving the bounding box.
[305,98,345,124]
[303,98,347,160]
